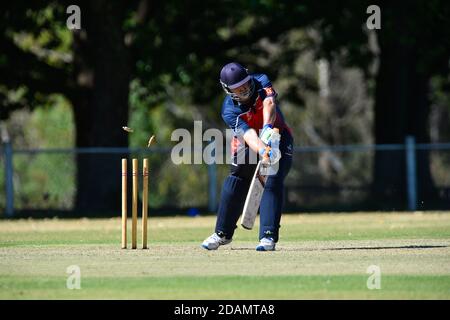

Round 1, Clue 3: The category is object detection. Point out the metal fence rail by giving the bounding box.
[2,136,450,217]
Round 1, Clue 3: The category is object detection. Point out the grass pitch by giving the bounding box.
[0,212,449,299]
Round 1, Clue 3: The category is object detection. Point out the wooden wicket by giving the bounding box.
[142,158,149,249]
[132,159,138,249]
[121,158,149,250]
[121,159,127,249]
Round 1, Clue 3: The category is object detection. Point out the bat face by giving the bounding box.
[240,161,268,230]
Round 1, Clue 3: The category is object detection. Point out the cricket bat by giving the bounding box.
[240,128,279,230]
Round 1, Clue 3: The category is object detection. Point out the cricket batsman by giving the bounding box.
[201,62,293,251]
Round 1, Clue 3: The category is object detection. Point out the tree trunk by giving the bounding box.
[71,1,130,214]
[372,4,437,209]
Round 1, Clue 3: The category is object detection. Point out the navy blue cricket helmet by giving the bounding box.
[219,62,255,102]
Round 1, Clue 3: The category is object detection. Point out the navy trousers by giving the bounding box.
[215,132,293,242]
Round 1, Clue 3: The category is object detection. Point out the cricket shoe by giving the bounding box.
[256,237,276,251]
[201,232,232,250]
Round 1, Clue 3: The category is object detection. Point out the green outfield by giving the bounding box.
[0,212,449,299]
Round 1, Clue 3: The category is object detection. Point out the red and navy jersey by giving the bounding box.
[221,73,292,154]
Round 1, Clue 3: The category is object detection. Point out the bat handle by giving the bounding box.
[263,146,271,160]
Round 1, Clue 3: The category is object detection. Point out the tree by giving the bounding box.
[2,0,448,214]
[0,1,135,213]
[305,1,450,208]
[69,1,131,212]
[0,0,313,214]
[372,1,450,207]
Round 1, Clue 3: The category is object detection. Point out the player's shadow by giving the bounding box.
[230,245,448,251]
[322,245,448,251]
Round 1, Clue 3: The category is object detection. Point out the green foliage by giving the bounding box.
[158,162,208,208]
[5,95,76,210]
[23,94,74,148]
[128,76,221,209]
[13,152,75,210]
[1,1,450,213]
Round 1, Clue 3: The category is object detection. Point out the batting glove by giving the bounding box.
[259,146,281,166]
[260,124,274,146]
